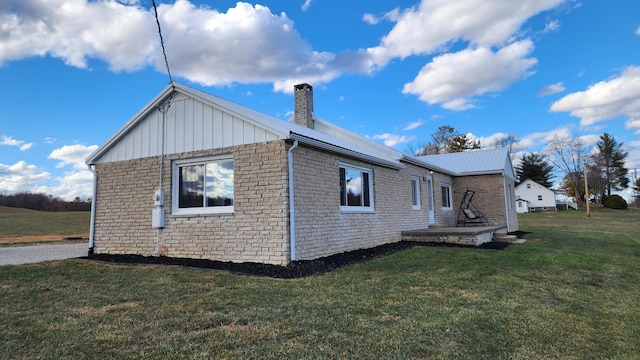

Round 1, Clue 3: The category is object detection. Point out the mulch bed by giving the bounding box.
[85,237,521,279]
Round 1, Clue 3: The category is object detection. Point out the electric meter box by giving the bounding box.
[152,208,165,228]
[153,189,164,206]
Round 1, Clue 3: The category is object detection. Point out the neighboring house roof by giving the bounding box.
[86,82,405,169]
[416,147,516,179]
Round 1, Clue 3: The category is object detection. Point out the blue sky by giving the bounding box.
[1,0,639,201]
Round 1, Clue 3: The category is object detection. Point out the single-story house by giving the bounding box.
[514,179,556,211]
[86,82,518,265]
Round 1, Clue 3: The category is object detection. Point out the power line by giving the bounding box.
[152,0,173,84]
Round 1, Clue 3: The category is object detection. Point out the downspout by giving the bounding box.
[287,140,299,261]
[88,165,98,255]
[502,174,510,232]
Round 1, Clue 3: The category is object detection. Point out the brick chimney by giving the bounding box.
[293,83,314,129]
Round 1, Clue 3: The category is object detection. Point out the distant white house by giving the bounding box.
[515,179,556,212]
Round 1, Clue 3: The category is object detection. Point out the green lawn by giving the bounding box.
[0,206,90,241]
[1,207,639,359]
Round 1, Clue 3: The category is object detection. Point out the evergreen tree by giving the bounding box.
[515,153,554,188]
[449,134,481,153]
[592,133,629,197]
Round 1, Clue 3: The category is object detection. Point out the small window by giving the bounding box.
[411,176,421,210]
[538,195,543,201]
[527,183,531,189]
[339,163,373,212]
[172,156,234,215]
[518,202,523,208]
[441,183,452,210]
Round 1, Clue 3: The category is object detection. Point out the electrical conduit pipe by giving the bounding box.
[287,140,299,261]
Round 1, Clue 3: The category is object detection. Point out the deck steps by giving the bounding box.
[401,227,527,246]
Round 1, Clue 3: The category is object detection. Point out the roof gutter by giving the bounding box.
[401,155,455,176]
[287,140,299,262]
[87,165,97,255]
[503,173,511,232]
[290,133,404,170]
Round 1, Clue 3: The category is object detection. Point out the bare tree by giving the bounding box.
[407,125,479,155]
[489,134,521,153]
[544,134,588,201]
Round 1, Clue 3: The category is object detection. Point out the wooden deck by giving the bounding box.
[401,225,511,246]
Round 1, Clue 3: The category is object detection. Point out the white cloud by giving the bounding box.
[362,13,379,25]
[543,20,560,33]
[0,161,50,193]
[1,135,33,151]
[636,26,640,36]
[538,82,565,96]
[0,0,566,100]
[372,133,414,147]
[0,0,369,92]
[367,0,564,66]
[48,144,99,170]
[0,0,156,71]
[39,169,95,201]
[627,119,640,135]
[403,121,424,131]
[550,66,640,127]
[301,0,312,11]
[515,126,573,150]
[402,41,537,110]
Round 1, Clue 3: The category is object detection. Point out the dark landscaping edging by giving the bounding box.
[84,240,514,279]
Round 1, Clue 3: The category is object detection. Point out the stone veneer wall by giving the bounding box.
[452,174,519,231]
[291,144,451,261]
[93,140,291,265]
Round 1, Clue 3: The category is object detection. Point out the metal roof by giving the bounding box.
[86,82,405,169]
[416,147,516,179]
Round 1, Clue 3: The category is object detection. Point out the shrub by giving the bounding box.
[603,194,628,209]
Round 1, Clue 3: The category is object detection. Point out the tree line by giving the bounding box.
[0,192,91,212]
[408,126,637,206]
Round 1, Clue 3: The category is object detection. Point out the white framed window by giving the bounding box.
[441,183,452,210]
[527,183,531,189]
[172,155,234,215]
[537,195,543,201]
[411,176,421,210]
[339,163,374,212]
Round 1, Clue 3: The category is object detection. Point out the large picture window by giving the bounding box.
[441,183,452,210]
[172,156,234,215]
[339,163,373,211]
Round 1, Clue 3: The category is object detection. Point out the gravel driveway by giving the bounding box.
[0,243,89,266]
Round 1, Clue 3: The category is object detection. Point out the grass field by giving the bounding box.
[0,206,90,245]
[1,207,639,359]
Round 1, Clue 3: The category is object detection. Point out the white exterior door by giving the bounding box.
[427,176,435,224]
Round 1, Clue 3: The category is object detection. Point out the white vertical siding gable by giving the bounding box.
[90,91,286,164]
